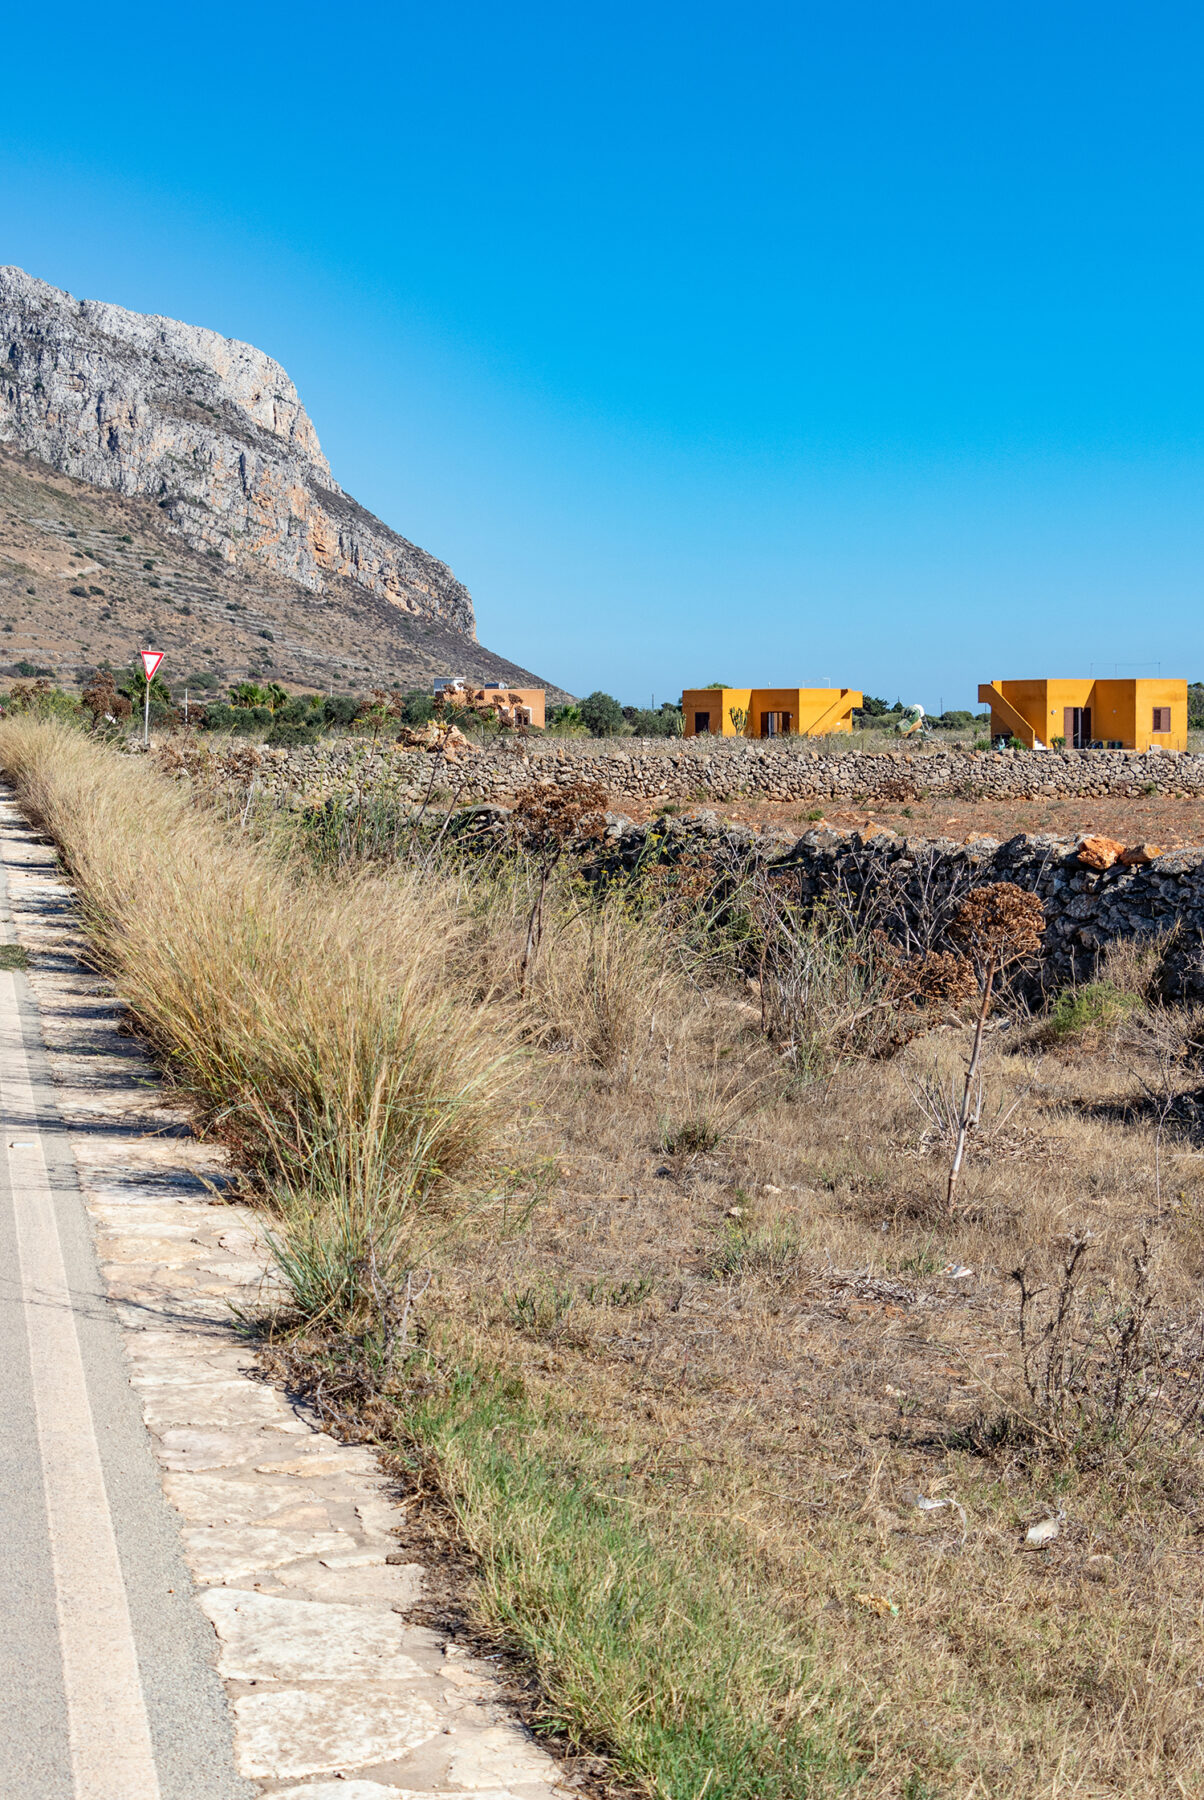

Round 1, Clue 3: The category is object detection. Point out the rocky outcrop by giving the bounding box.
[0,267,475,635]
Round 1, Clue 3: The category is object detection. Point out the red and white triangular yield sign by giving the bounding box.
[140,650,164,681]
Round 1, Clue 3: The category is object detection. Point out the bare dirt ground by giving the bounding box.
[638,789,1204,847]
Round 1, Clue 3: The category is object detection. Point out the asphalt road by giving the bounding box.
[0,841,248,1799]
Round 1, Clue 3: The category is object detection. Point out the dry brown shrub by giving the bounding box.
[888,945,977,1011]
[510,778,611,847]
[511,781,611,994]
[80,669,133,727]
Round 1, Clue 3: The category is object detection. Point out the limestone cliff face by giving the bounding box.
[0,266,476,636]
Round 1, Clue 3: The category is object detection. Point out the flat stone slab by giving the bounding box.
[139,1380,287,1430]
[233,1683,441,1779]
[183,1525,354,1582]
[273,1559,425,1608]
[201,1589,428,1682]
[264,1785,410,1799]
[158,1426,296,1469]
[446,1729,566,1789]
[163,1470,326,1524]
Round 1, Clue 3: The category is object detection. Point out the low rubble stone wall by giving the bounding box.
[762,828,1204,996]
[241,740,1204,995]
[584,816,1204,997]
[251,737,1204,807]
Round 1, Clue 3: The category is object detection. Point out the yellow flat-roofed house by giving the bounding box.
[682,687,863,738]
[978,679,1187,751]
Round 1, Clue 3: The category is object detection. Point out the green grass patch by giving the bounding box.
[283,1334,861,1800]
[1047,980,1143,1038]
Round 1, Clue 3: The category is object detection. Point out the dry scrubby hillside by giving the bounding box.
[0,445,565,696]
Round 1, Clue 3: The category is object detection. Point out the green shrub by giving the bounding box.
[266,718,320,747]
[200,702,237,732]
[579,691,625,736]
[1047,981,1142,1037]
[323,694,360,728]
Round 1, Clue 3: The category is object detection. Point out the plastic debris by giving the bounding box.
[914,1494,968,1538]
[1022,1507,1066,1549]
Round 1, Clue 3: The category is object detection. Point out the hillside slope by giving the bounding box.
[0,445,567,698]
[0,265,466,632]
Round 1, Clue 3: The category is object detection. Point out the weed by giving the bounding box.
[894,1236,945,1277]
[502,1281,576,1337]
[943,883,1044,1209]
[660,1114,723,1154]
[583,1275,654,1307]
[0,943,29,969]
[711,1217,802,1282]
[1005,1235,1204,1459]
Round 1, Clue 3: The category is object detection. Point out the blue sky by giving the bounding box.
[2,0,1202,707]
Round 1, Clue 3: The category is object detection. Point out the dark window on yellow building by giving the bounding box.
[695,711,711,733]
[1153,707,1171,733]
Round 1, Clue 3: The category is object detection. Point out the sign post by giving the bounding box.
[139,651,164,746]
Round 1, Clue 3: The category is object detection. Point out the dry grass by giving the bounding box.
[12,718,1204,1798]
[430,1019,1204,1797]
[0,718,516,1318]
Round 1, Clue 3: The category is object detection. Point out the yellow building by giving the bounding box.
[978,679,1187,752]
[682,687,863,738]
[434,678,546,729]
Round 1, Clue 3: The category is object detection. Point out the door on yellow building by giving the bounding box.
[1064,707,1091,749]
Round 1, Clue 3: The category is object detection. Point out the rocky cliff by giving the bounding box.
[0,267,476,636]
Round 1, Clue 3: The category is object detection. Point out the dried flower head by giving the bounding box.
[951,882,1044,966]
[512,779,610,849]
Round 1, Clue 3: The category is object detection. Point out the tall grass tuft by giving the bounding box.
[0,720,516,1320]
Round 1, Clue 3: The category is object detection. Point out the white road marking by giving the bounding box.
[0,967,162,1799]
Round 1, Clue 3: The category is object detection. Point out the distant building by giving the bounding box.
[978,679,1187,751]
[681,687,862,738]
[434,677,546,729]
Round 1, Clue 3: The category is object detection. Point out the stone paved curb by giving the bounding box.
[0,792,571,1799]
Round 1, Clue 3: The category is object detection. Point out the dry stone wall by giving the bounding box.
[244,738,1204,996]
[765,829,1204,997]
[251,737,1204,807]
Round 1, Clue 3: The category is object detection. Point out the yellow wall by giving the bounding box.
[465,686,546,728]
[682,688,862,738]
[978,679,1187,751]
[681,688,750,736]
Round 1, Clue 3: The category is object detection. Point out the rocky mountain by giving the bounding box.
[0,266,476,635]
